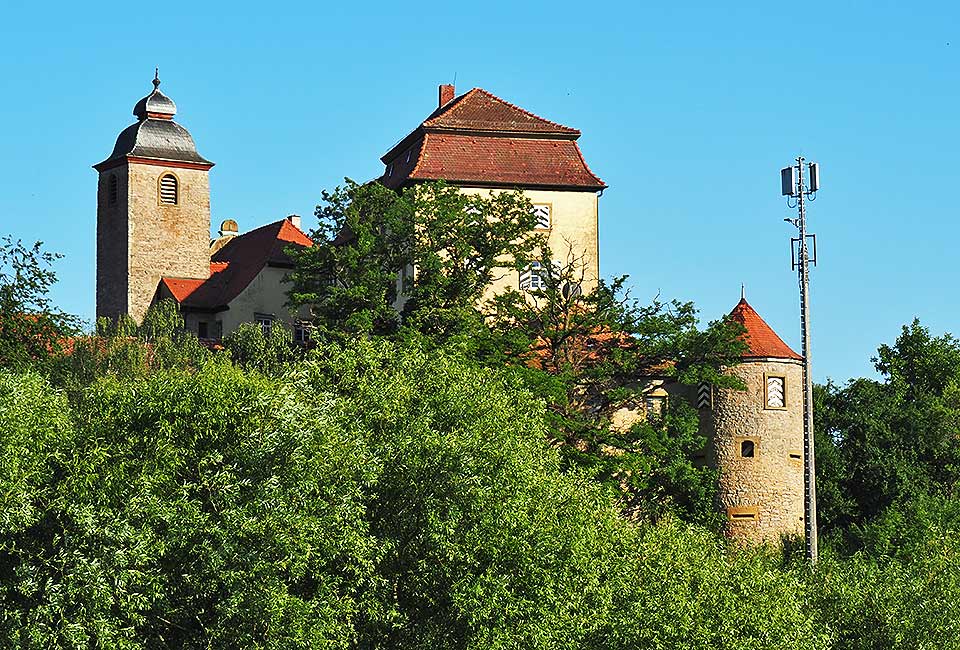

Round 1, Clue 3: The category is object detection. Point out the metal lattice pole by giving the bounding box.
[795,157,818,563]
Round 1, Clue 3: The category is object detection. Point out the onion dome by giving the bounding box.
[133,70,177,119]
[94,71,213,171]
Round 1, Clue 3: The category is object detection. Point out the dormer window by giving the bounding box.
[108,174,118,206]
[159,173,178,205]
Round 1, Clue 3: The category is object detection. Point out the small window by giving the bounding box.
[159,173,178,205]
[198,321,209,339]
[519,261,546,291]
[387,164,394,177]
[740,440,755,458]
[108,174,118,206]
[405,149,412,164]
[294,321,310,344]
[532,204,551,229]
[727,506,759,521]
[255,313,274,337]
[644,395,667,422]
[765,375,786,409]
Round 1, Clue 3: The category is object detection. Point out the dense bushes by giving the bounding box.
[3,339,959,648]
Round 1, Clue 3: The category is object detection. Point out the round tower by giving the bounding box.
[708,297,804,545]
[94,71,214,323]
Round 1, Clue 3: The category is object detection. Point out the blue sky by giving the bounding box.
[1,1,956,383]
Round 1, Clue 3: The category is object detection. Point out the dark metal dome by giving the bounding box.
[94,71,213,170]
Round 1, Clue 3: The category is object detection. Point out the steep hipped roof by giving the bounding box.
[160,219,312,311]
[380,87,605,191]
[728,298,802,361]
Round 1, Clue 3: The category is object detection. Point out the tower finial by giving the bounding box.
[153,68,160,90]
[741,283,745,300]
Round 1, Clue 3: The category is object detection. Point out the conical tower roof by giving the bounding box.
[728,298,801,360]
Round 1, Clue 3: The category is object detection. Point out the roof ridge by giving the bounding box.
[423,87,579,135]
[470,88,579,134]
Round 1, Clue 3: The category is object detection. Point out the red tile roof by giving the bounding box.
[728,298,802,360]
[159,218,312,311]
[422,88,580,135]
[381,87,605,191]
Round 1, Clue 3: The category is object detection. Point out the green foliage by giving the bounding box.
[48,299,211,395]
[0,237,79,370]
[485,246,745,525]
[223,321,302,375]
[6,338,960,648]
[816,319,960,539]
[286,179,540,341]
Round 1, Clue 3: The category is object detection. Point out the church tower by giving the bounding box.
[94,72,214,323]
[706,297,805,545]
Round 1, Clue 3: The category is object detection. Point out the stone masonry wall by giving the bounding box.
[96,167,130,320]
[708,359,805,545]
[125,163,211,322]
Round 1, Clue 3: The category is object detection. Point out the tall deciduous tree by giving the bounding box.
[0,237,79,369]
[286,179,541,340]
[485,245,747,523]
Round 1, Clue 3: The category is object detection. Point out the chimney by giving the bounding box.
[287,214,302,230]
[439,84,455,107]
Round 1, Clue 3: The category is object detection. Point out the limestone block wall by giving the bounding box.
[124,163,211,322]
[96,167,130,320]
[708,359,805,544]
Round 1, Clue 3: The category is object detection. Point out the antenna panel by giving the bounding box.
[781,167,797,196]
[808,162,820,192]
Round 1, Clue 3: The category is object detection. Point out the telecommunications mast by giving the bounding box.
[781,157,820,563]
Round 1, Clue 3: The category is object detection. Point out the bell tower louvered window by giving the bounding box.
[108,174,118,206]
[532,204,551,229]
[159,174,179,205]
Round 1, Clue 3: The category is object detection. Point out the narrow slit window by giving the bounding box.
[731,512,757,520]
[108,174,118,206]
[159,174,178,205]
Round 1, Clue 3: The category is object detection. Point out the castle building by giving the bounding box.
[94,77,804,545]
[380,85,607,297]
[95,74,313,338]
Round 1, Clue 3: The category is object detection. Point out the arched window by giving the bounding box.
[159,173,178,205]
[108,174,118,206]
[741,440,755,458]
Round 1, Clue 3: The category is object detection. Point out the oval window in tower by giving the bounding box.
[159,173,179,205]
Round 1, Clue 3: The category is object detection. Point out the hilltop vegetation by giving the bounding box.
[3,187,960,647]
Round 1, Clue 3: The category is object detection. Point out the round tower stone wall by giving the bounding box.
[709,358,804,545]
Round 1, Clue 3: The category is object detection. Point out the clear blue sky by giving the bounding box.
[1,1,956,383]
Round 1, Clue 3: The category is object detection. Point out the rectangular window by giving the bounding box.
[197,321,209,339]
[644,395,667,421]
[519,261,546,291]
[764,375,786,409]
[532,204,551,229]
[255,313,274,337]
[294,321,310,344]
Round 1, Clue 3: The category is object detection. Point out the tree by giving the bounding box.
[0,237,79,369]
[485,244,747,524]
[286,179,541,341]
[815,319,960,540]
